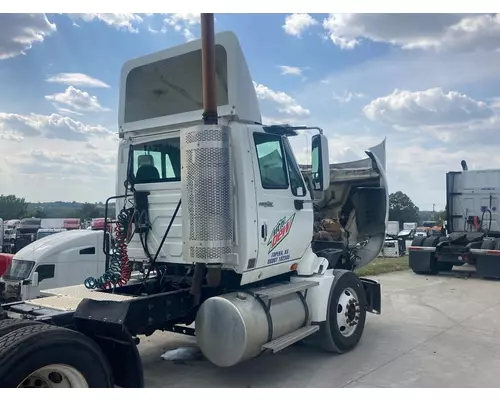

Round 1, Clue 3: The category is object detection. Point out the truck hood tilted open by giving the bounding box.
[301,138,389,269]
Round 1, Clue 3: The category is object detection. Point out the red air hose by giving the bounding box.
[114,221,132,287]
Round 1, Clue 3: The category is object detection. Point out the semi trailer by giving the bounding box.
[0,17,388,388]
[409,160,500,278]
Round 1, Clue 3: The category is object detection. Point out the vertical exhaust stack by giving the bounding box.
[201,13,218,126]
[181,13,234,266]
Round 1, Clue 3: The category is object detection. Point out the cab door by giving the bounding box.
[251,131,313,270]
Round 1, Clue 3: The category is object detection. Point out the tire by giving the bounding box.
[0,319,42,338]
[0,324,113,388]
[411,236,425,247]
[316,270,367,354]
[423,236,440,247]
[481,240,495,250]
[413,269,439,275]
[438,263,454,272]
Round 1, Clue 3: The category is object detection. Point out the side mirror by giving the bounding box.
[31,271,39,287]
[311,134,330,191]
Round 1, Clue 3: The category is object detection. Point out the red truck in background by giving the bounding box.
[0,253,14,278]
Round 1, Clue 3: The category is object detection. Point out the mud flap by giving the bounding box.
[360,278,381,314]
[475,255,500,279]
[409,250,436,273]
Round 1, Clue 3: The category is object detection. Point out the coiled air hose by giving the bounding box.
[84,208,133,290]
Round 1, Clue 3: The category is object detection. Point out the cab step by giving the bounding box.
[262,325,320,353]
[252,280,318,300]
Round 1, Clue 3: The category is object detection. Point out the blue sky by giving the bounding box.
[1,13,500,210]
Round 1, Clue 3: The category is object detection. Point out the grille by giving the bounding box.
[181,125,234,263]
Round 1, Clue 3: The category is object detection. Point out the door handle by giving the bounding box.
[261,223,267,241]
[294,199,304,210]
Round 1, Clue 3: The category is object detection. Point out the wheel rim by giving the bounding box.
[18,364,89,388]
[336,287,361,337]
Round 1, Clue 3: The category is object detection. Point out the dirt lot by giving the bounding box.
[138,265,500,388]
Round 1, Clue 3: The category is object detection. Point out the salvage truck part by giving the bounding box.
[409,162,500,278]
[0,15,386,388]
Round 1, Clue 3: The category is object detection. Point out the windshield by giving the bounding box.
[3,259,35,281]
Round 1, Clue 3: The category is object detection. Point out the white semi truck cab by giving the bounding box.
[0,20,388,388]
[0,229,105,303]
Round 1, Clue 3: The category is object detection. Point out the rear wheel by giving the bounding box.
[316,270,367,354]
[481,240,495,250]
[411,236,425,247]
[0,319,42,338]
[0,324,113,388]
[423,236,440,248]
[438,263,454,272]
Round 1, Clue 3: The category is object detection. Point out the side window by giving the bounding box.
[79,247,96,255]
[283,139,307,197]
[36,264,55,282]
[132,138,181,184]
[253,133,288,190]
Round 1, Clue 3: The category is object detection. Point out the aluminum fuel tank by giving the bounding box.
[195,288,307,367]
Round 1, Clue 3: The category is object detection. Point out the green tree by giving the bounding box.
[437,210,447,223]
[0,194,28,220]
[81,203,100,220]
[33,208,47,218]
[389,191,420,228]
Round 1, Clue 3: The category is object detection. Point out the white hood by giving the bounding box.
[14,229,104,263]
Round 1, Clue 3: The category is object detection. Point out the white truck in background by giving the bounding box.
[386,221,400,236]
[0,20,388,388]
[40,218,65,229]
[409,161,500,278]
[0,229,106,303]
[403,222,417,231]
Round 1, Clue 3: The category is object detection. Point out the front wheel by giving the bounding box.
[316,270,367,354]
[0,324,113,388]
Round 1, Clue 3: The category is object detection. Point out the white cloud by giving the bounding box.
[0,13,56,60]
[147,25,167,34]
[0,134,119,201]
[332,90,365,103]
[68,13,143,33]
[0,112,113,142]
[283,14,318,37]
[253,81,310,118]
[0,133,23,142]
[56,108,84,117]
[45,86,110,113]
[278,65,304,76]
[163,13,200,42]
[45,73,110,89]
[15,149,115,178]
[322,13,500,52]
[363,87,494,128]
